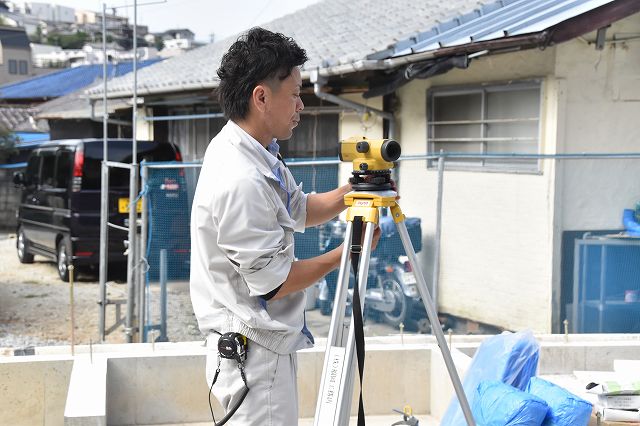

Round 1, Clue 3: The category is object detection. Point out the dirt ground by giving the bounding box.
[0,232,202,350]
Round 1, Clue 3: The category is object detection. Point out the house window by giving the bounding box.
[281,113,339,158]
[8,59,17,74]
[18,60,28,75]
[427,81,541,172]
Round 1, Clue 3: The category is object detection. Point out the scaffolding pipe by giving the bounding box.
[432,155,445,315]
[125,0,139,343]
[399,152,640,161]
[160,249,168,342]
[98,2,109,342]
[142,106,346,122]
[140,164,149,342]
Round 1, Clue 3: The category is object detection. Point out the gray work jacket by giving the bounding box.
[190,120,312,354]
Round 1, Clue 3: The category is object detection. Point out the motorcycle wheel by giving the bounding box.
[381,277,407,327]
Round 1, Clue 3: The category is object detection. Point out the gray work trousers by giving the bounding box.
[206,334,299,426]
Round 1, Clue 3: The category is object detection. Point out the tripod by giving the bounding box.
[313,189,476,426]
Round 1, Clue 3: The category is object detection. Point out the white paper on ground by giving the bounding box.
[602,408,640,422]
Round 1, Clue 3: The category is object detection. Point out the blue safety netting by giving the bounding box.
[142,160,427,331]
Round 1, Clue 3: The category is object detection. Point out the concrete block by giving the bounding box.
[106,354,212,425]
[297,347,324,418]
[539,344,587,374]
[64,356,107,426]
[360,345,430,416]
[106,356,137,425]
[584,345,640,372]
[429,347,472,421]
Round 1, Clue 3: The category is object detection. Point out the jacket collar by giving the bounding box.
[224,120,280,180]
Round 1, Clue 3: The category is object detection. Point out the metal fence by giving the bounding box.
[138,152,640,342]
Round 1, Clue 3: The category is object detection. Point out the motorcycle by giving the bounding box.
[316,215,428,331]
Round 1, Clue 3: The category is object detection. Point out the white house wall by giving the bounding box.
[392,47,559,332]
[554,13,640,231]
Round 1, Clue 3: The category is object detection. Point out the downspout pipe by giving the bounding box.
[310,69,396,140]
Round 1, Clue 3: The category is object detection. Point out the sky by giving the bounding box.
[20,0,321,42]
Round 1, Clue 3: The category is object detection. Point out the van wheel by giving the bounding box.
[57,240,70,282]
[17,228,34,264]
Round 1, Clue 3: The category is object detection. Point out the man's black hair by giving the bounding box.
[216,27,308,121]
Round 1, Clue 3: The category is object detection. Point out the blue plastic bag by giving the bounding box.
[473,380,549,426]
[526,377,592,426]
[441,330,540,426]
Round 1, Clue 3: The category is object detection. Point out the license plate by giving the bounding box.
[402,271,417,285]
[118,198,142,213]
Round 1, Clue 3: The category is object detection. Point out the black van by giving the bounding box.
[13,139,182,281]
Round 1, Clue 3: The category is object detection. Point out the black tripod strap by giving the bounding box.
[350,217,366,426]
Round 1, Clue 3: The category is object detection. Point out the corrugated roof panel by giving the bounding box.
[506,0,614,35]
[407,0,553,52]
[392,0,530,53]
[0,59,161,100]
[406,0,616,55]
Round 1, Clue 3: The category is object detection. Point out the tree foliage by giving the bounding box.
[46,31,89,49]
[0,126,19,163]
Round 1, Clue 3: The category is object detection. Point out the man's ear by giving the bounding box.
[252,84,269,113]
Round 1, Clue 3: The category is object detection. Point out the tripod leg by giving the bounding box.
[314,221,354,424]
[327,221,354,347]
[337,220,376,425]
[394,214,477,426]
[315,220,377,426]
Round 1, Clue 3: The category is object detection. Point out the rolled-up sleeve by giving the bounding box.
[215,177,294,297]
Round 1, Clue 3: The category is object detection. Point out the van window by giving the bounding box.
[56,149,73,189]
[25,156,39,186]
[82,142,177,190]
[40,151,56,187]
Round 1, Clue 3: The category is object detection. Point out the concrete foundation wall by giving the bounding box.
[2,335,639,425]
[0,357,73,426]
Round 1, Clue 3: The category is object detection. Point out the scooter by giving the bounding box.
[316,216,428,331]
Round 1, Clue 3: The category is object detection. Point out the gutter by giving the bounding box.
[310,69,396,140]
[89,100,132,126]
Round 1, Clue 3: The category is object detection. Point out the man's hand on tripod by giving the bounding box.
[391,179,400,200]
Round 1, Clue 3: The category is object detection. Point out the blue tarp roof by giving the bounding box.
[15,132,50,146]
[0,59,162,100]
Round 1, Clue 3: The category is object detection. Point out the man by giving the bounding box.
[190,27,380,425]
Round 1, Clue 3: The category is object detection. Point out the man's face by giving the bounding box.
[264,67,304,141]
